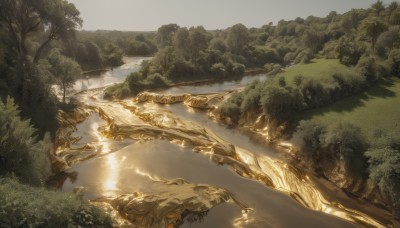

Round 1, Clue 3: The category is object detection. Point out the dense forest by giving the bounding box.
[0,0,399,225]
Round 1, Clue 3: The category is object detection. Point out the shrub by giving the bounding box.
[292,120,326,163]
[356,55,389,83]
[323,122,368,178]
[230,62,245,75]
[0,178,112,227]
[210,63,226,77]
[143,73,170,87]
[365,128,400,216]
[260,85,304,121]
[240,88,261,112]
[300,78,332,108]
[219,92,243,123]
[293,74,304,86]
[0,97,51,186]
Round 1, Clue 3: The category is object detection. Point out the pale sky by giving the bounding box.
[68,0,395,31]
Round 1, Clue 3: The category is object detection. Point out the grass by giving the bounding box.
[281,58,356,85]
[297,77,400,141]
[0,178,112,227]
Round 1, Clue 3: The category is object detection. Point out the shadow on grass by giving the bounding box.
[364,79,396,99]
[296,79,397,121]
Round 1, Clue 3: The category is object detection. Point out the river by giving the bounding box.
[53,57,392,227]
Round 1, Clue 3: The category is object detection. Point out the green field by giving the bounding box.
[297,77,400,140]
[281,58,356,85]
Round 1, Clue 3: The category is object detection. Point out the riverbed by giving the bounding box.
[53,57,391,227]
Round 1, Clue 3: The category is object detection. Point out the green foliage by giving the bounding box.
[260,85,304,121]
[219,92,243,124]
[292,120,326,162]
[227,24,250,55]
[103,43,124,66]
[210,63,226,76]
[293,121,368,178]
[0,97,51,186]
[0,178,112,227]
[48,51,82,103]
[361,18,388,50]
[323,122,368,164]
[365,127,400,216]
[357,55,389,83]
[389,48,400,77]
[336,36,365,66]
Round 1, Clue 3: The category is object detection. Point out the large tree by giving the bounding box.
[157,24,180,47]
[361,18,388,50]
[0,0,82,105]
[48,51,81,103]
[227,23,249,55]
[0,0,82,64]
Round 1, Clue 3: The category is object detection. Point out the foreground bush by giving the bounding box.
[365,128,400,217]
[0,178,112,227]
[0,97,51,186]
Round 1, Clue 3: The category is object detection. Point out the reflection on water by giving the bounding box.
[102,153,119,197]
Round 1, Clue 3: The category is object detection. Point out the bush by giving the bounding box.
[167,59,197,79]
[143,73,170,86]
[357,55,389,83]
[293,74,304,86]
[323,122,368,178]
[0,178,112,227]
[229,62,245,75]
[260,85,304,121]
[365,127,400,216]
[0,97,51,186]
[210,63,226,77]
[292,120,326,163]
[219,92,243,124]
[300,78,332,108]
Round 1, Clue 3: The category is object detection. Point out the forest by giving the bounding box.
[0,0,399,226]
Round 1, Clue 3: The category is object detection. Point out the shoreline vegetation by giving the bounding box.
[0,0,399,226]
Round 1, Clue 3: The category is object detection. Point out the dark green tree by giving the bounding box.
[157,24,180,47]
[227,24,249,55]
[361,18,388,50]
[48,51,81,103]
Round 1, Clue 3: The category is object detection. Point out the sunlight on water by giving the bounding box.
[91,121,111,154]
[102,153,119,197]
[135,168,161,181]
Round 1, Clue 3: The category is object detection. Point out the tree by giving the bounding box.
[48,51,81,103]
[303,29,324,56]
[0,0,82,64]
[153,46,177,75]
[227,24,249,55]
[103,43,123,66]
[189,26,209,58]
[0,97,51,186]
[292,120,326,163]
[365,128,400,216]
[323,122,368,178]
[371,0,385,16]
[361,18,388,50]
[173,27,190,58]
[157,24,180,47]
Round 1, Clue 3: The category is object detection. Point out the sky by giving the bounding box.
[68,0,395,31]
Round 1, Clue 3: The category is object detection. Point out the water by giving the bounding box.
[54,57,390,227]
[73,56,152,93]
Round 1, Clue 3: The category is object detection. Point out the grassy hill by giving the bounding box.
[281,58,356,85]
[297,77,400,140]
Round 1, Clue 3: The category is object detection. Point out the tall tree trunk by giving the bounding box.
[33,38,52,64]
